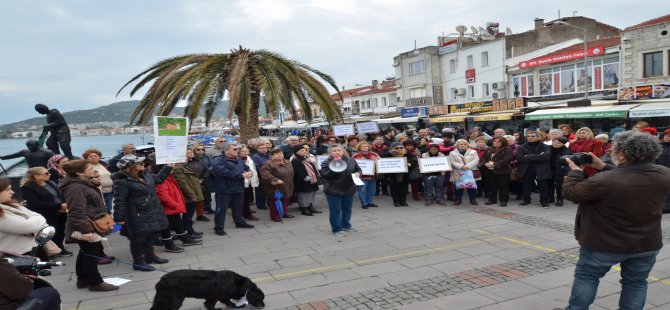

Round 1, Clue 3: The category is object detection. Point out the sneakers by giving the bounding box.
[57,250,74,257]
[343,227,356,232]
[425,200,433,206]
[196,215,210,222]
[235,223,255,229]
[89,282,119,292]
[333,231,345,237]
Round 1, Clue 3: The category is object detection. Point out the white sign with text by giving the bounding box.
[333,124,355,136]
[376,157,408,174]
[354,159,375,175]
[418,156,452,173]
[356,121,380,134]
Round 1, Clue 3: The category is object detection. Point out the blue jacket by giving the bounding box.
[252,152,270,171]
[211,155,250,193]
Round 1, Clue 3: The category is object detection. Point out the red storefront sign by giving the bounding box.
[442,39,458,47]
[519,46,605,69]
[465,69,476,83]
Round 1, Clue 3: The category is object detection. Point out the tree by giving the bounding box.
[117,46,343,142]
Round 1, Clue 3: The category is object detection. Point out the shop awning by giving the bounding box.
[629,102,670,118]
[524,104,639,121]
[428,113,468,124]
[469,110,521,122]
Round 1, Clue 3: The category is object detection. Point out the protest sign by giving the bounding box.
[333,124,355,136]
[356,121,379,134]
[376,157,408,173]
[153,116,188,164]
[418,156,452,173]
[354,159,375,175]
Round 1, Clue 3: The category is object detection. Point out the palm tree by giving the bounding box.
[117,46,343,142]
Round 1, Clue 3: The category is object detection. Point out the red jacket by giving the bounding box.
[155,175,186,215]
[569,138,604,177]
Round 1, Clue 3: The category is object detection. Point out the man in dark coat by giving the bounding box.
[0,139,54,168]
[517,131,551,207]
[211,143,254,235]
[560,131,670,309]
[35,103,73,159]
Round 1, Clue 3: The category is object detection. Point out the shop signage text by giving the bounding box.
[401,107,429,118]
[519,46,604,69]
[405,96,433,107]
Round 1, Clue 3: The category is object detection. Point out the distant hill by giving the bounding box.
[0,100,269,131]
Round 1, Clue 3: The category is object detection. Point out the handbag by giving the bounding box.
[43,240,62,256]
[510,166,519,181]
[454,169,477,189]
[89,214,115,236]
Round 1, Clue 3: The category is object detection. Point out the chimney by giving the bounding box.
[372,80,378,88]
[534,18,544,30]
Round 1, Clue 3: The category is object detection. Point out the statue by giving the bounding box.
[0,139,55,168]
[35,103,74,159]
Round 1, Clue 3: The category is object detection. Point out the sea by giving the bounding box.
[0,134,152,174]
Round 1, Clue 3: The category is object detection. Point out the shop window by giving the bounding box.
[644,51,663,77]
[409,60,426,75]
[561,70,575,93]
[481,51,489,67]
[539,73,552,95]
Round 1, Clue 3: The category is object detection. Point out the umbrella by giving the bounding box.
[274,189,284,223]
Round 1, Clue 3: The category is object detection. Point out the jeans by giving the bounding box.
[214,192,245,231]
[423,175,444,202]
[103,192,114,214]
[567,247,659,310]
[182,202,196,234]
[76,241,103,285]
[357,179,377,206]
[325,193,354,233]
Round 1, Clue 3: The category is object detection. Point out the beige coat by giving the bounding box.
[448,149,480,182]
[243,156,260,188]
[0,204,47,254]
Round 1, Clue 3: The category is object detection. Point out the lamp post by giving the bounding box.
[555,20,589,99]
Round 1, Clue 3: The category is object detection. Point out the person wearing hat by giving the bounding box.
[421,143,446,205]
[112,154,174,272]
[549,136,571,206]
[405,125,418,141]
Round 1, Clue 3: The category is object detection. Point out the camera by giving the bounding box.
[559,153,593,165]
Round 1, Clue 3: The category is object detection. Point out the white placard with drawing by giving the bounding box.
[333,124,355,136]
[356,121,380,134]
[418,156,452,173]
[376,157,408,174]
[316,155,329,170]
[354,159,375,175]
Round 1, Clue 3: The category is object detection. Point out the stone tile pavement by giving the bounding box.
[48,192,670,310]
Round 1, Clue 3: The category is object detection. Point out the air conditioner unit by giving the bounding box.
[492,82,505,90]
[492,92,499,99]
[454,88,466,96]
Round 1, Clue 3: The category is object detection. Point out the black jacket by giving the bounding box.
[21,181,62,224]
[291,155,320,193]
[517,142,552,180]
[563,162,670,253]
[320,156,362,196]
[112,167,172,236]
[551,146,572,179]
[483,147,514,175]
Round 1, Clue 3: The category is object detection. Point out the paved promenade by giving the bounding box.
[50,193,670,310]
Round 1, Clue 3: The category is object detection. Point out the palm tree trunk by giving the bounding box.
[238,91,261,143]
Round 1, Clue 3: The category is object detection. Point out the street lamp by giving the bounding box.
[554,20,589,99]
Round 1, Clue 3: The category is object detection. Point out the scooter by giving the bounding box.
[1,226,65,309]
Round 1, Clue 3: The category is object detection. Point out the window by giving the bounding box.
[644,51,663,77]
[467,55,474,69]
[468,85,475,98]
[482,83,490,97]
[409,87,426,98]
[481,51,489,67]
[382,97,387,107]
[372,98,378,108]
[409,60,426,75]
[449,59,456,73]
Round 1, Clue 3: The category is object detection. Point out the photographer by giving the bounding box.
[561,131,670,310]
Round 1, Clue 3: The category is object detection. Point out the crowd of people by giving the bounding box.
[0,120,668,301]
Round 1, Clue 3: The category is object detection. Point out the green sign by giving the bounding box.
[525,110,628,120]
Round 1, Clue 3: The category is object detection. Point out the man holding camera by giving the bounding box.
[560,131,670,310]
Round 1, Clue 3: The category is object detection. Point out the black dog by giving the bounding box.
[151,269,265,310]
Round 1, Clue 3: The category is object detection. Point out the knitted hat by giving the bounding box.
[640,127,658,136]
[117,154,146,170]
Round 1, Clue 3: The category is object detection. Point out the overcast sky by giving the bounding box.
[0,1,666,125]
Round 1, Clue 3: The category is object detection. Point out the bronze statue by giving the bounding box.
[35,103,73,159]
[0,139,55,168]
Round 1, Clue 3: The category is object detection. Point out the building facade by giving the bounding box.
[393,46,443,110]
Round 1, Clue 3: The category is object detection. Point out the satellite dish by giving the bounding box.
[506,27,513,35]
[328,159,347,172]
[456,25,467,35]
[470,26,479,34]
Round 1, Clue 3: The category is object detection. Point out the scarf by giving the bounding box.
[302,157,319,184]
[47,154,66,177]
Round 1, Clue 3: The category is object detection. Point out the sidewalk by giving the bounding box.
[50,192,670,310]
